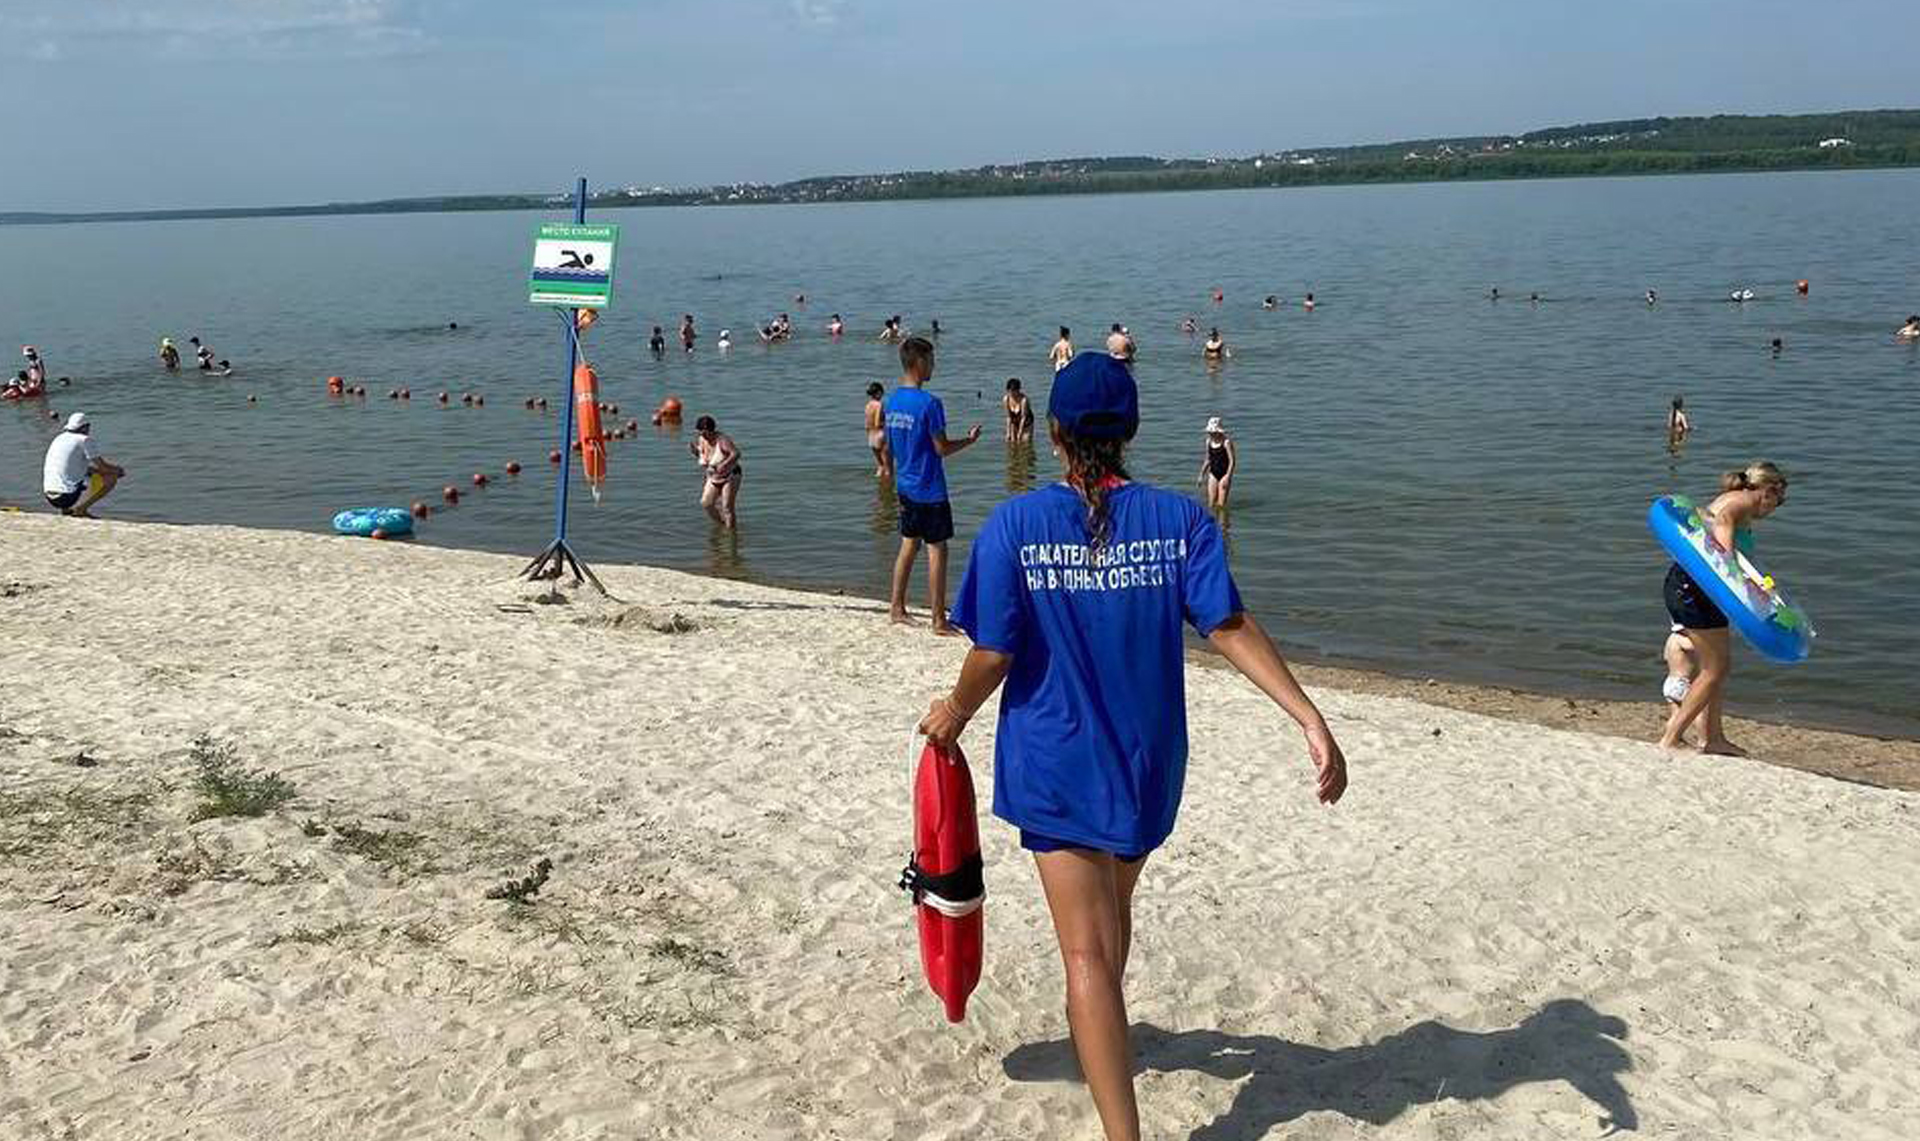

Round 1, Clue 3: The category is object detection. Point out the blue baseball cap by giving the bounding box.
[1047,351,1139,440]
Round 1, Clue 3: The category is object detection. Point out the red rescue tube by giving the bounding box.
[902,741,984,1023]
[574,362,607,489]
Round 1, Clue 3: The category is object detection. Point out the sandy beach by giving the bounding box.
[3,514,1917,1140]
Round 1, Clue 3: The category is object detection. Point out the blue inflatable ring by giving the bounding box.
[1648,495,1813,663]
[332,507,414,538]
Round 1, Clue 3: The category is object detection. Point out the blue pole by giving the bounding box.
[550,176,588,546]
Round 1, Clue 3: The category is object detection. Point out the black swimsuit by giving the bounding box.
[1206,440,1230,480]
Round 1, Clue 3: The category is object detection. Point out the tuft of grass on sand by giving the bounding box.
[269,921,359,948]
[485,857,553,904]
[647,935,733,976]
[324,819,429,874]
[188,736,295,822]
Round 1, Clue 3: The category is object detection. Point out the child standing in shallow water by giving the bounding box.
[922,352,1346,1141]
[864,382,891,480]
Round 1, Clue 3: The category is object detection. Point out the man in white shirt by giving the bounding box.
[42,413,124,517]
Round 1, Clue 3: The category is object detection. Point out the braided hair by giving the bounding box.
[1059,430,1131,551]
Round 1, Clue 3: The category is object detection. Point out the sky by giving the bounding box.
[5,0,1916,212]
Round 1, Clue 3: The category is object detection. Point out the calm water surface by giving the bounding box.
[4,171,1918,734]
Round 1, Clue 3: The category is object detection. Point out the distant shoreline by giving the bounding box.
[6,157,1918,229]
[9,105,1919,226]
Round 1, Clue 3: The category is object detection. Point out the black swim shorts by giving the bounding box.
[898,494,955,544]
[45,485,83,512]
[1664,563,1728,631]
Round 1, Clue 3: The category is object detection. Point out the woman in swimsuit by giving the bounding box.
[1003,377,1034,443]
[689,414,743,529]
[1658,461,1788,756]
[1202,328,1229,362]
[1666,395,1692,449]
[1197,416,1235,513]
[159,338,180,370]
[679,315,697,353]
[1896,315,1920,340]
[865,382,891,480]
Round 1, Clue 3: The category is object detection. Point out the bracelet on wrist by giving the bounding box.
[939,696,973,724]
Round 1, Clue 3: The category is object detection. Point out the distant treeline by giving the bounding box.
[6,110,1918,226]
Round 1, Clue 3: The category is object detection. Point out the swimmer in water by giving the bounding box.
[1895,315,1920,340]
[718,329,733,352]
[1211,286,1224,305]
[216,359,233,377]
[878,316,900,342]
[1770,337,1784,356]
[1050,326,1074,373]
[1529,292,1540,305]
[689,414,743,530]
[649,326,667,355]
[1489,287,1500,301]
[1667,395,1692,448]
[1105,323,1136,364]
[159,338,180,370]
[1303,292,1316,311]
[1646,289,1659,306]
[1729,288,1754,303]
[1179,316,1198,335]
[828,314,845,337]
[1003,377,1034,443]
[794,292,807,306]
[1202,327,1230,361]
[930,319,942,338]
[1198,416,1236,514]
[1261,295,1278,311]
[680,314,697,352]
[22,346,46,387]
[865,382,892,480]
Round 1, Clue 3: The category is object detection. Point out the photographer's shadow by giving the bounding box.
[1004,998,1635,1139]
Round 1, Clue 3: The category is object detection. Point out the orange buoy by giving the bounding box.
[574,361,608,492]
[410,501,429,518]
[505,461,521,475]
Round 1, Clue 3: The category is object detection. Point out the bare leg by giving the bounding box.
[871,445,888,479]
[699,480,724,525]
[889,537,920,624]
[719,474,741,530]
[1216,474,1232,513]
[1659,627,1730,751]
[1698,635,1744,755]
[928,541,956,635]
[1035,850,1144,1141]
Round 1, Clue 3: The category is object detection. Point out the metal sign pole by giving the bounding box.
[519,176,606,594]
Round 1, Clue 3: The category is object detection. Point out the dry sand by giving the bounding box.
[2,514,1917,1140]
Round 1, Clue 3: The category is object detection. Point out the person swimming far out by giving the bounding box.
[680,314,697,352]
[1770,337,1784,356]
[1646,288,1659,306]
[1178,315,1198,335]
[159,337,180,370]
[1895,315,1920,340]
[1003,377,1034,443]
[921,351,1346,1141]
[1658,460,1790,757]
[1303,292,1316,311]
[1488,286,1500,301]
[649,325,667,355]
[828,313,845,337]
[718,329,733,351]
[1666,395,1692,448]
[1729,287,1755,303]
[864,382,892,480]
[1261,295,1278,311]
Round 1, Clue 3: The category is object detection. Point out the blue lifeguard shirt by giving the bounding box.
[883,386,949,502]
[949,482,1244,855]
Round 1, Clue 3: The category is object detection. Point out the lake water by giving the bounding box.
[4,171,1918,736]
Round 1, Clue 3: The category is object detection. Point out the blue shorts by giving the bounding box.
[1020,829,1148,864]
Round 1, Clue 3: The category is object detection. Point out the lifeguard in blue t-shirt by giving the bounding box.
[922,351,1349,1141]
[884,336,982,633]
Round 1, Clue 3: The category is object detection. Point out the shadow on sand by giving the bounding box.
[1004,998,1635,1139]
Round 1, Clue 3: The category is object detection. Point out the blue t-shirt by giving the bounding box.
[883,386,948,503]
[949,482,1244,855]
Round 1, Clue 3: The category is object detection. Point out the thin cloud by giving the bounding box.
[789,0,847,27]
[0,0,434,60]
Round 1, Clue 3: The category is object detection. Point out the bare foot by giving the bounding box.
[889,609,915,626]
[1699,738,1749,758]
[930,623,962,638]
